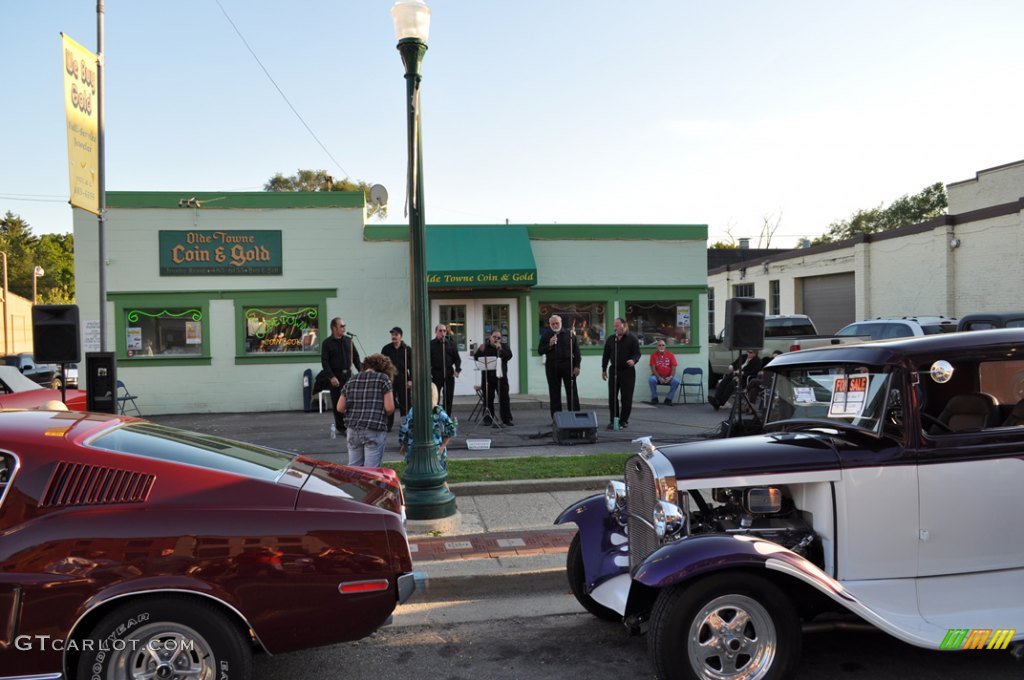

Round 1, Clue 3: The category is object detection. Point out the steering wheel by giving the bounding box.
[920,412,953,433]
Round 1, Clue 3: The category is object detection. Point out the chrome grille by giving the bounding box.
[42,462,154,507]
[624,454,659,574]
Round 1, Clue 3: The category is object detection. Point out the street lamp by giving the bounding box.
[392,0,456,520]
[32,266,45,305]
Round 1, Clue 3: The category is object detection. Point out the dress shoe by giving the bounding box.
[620,422,628,429]
[502,420,514,426]
[482,416,494,426]
[663,398,674,405]
[648,398,660,405]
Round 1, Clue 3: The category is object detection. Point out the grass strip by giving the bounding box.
[384,453,631,484]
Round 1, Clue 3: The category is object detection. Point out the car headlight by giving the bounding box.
[605,480,626,513]
[653,499,684,539]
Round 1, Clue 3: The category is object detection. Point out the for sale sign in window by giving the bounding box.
[828,375,869,417]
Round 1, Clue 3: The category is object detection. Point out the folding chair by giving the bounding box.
[116,379,142,416]
[680,367,705,404]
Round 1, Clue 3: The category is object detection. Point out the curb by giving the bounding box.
[448,475,614,496]
[414,567,567,602]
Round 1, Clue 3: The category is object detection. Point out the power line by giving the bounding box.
[214,0,350,179]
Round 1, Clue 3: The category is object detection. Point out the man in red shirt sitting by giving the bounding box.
[648,340,680,405]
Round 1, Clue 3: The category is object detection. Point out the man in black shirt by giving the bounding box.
[601,317,641,429]
[473,329,514,425]
[538,314,581,418]
[321,317,361,433]
[381,326,412,431]
[430,324,462,415]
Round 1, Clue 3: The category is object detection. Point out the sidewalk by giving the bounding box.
[148,396,730,602]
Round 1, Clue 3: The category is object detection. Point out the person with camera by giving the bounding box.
[709,348,763,411]
[473,329,514,426]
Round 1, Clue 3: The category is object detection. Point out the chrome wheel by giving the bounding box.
[108,622,214,680]
[687,594,776,680]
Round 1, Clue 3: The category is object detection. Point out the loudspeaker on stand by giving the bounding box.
[724,297,766,350]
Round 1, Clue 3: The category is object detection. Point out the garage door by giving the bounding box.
[801,273,855,334]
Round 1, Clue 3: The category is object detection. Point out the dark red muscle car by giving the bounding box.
[0,409,416,680]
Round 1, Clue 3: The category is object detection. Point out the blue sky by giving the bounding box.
[4,1,1023,247]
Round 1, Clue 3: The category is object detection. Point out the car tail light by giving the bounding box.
[789,342,801,352]
[338,579,391,595]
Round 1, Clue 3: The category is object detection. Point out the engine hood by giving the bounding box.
[655,432,842,486]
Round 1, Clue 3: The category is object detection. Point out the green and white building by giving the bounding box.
[73,192,708,414]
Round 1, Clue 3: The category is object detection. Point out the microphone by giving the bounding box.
[346,332,357,338]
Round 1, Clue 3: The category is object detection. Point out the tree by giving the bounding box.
[0,211,74,303]
[812,182,947,245]
[264,170,387,220]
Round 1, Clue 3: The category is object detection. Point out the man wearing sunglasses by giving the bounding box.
[322,317,362,434]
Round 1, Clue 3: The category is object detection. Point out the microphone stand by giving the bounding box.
[612,334,620,430]
[570,329,578,411]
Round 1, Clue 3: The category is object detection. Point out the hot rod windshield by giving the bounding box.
[765,364,893,435]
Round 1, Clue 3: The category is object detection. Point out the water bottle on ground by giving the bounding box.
[330,423,337,439]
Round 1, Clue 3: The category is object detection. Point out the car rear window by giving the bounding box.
[88,423,294,481]
[765,322,816,337]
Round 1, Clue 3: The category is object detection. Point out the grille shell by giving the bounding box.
[624,451,677,573]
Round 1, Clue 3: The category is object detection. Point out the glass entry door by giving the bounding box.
[432,298,518,396]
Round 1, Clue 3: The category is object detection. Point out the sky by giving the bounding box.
[3,1,1023,248]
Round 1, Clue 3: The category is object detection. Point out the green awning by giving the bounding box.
[426,226,537,289]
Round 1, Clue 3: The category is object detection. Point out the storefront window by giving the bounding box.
[126,308,204,357]
[625,300,692,347]
[243,306,320,353]
[439,304,467,351]
[539,302,606,346]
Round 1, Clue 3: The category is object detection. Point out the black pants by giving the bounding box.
[545,361,578,416]
[607,366,636,424]
[432,374,456,415]
[387,380,411,431]
[481,370,513,423]
[329,378,349,431]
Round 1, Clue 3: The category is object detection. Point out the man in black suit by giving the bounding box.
[538,314,581,418]
[601,317,641,429]
[321,317,361,433]
[473,329,514,425]
[381,326,412,431]
[429,324,461,415]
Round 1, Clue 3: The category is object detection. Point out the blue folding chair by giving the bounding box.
[116,379,142,416]
[680,367,705,404]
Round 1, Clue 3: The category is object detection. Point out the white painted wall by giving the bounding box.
[707,161,1024,334]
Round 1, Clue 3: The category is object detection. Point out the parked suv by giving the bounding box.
[1,353,78,390]
[835,315,957,340]
[957,311,1024,331]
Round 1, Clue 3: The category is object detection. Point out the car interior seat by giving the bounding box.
[1001,399,1024,427]
[930,393,999,433]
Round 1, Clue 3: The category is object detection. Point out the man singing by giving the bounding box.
[601,317,641,429]
[473,329,514,426]
[430,324,461,415]
[538,314,581,418]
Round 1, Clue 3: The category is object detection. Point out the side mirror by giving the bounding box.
[929,360,954,384]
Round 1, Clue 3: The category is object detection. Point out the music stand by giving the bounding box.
[474,356,504,429]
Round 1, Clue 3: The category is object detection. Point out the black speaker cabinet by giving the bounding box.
[32,304,81,364]
[553,410,599,445]
[86,352,117,414]
[724,297,766,350]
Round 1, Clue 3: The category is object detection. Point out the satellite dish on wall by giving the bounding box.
[369,184,389,208]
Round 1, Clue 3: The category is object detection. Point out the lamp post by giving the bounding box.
[32,266,45,305]
[392,0,456,520]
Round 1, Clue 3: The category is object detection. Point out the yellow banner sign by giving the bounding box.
[62,34,100,216]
